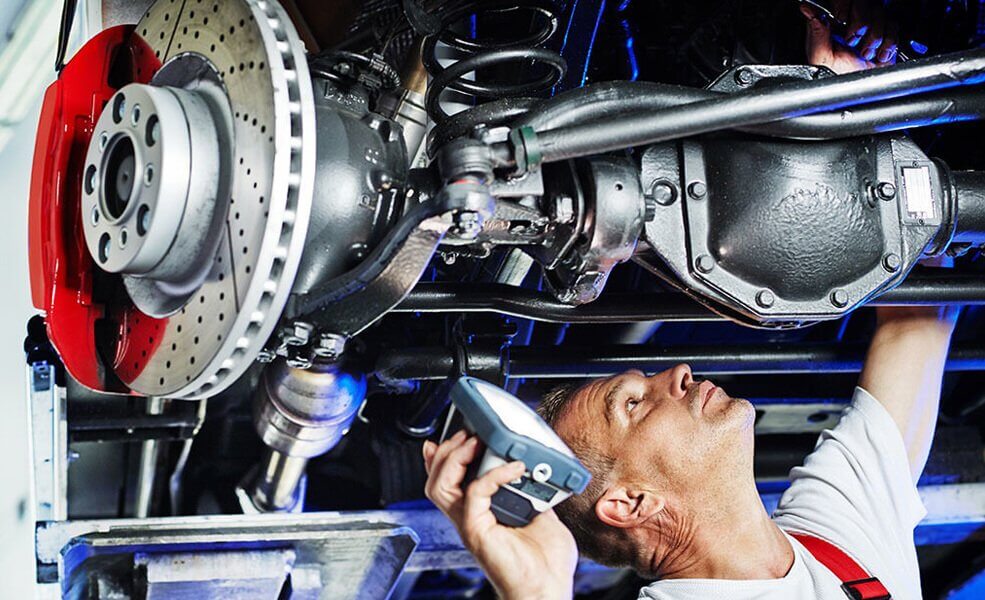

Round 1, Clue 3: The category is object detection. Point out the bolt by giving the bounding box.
[453,210,482,239]
[313,333,346,359]
[256,348,276,363]
[285,350,312,370]
[553,195,575,224]
[650,179,677,207]
[695,254,715,274]
[830,289,849,308]
[756,289,775,308]
[688,181,707,199]
[280,321,314,347]
[876,181,897,200]
[882,253,902,272]
[735,68,755,86]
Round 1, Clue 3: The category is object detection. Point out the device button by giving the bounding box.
[507,442,528,460]
[532,463,552,483]
[565,472,586,489]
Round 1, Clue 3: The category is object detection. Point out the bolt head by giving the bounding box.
[876,181,897,200]
[553,195,575,223]
[314,333,346,359]
[695,254,715,274]
[882,253,902,272]
[650,180,677,206]
[830,289,849,308]
[756,289,775,308]
[735,68,754,86]
[453,210,482,239]
[688,181,707,199]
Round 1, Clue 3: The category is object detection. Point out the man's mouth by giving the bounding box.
[695,380,718,412]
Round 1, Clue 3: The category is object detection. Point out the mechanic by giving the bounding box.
[422,4,947,598]
[425,305,957,599]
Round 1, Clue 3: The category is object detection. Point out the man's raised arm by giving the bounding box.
[858,306,960,482]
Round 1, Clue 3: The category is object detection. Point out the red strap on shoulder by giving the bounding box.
[788,533,892,600]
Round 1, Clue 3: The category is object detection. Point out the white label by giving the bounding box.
[902,166,934,220]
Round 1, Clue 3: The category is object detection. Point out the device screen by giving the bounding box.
[508,475,557,502]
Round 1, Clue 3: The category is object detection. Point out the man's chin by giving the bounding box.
[724,396,757,431]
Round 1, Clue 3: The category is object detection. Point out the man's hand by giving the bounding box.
[801,0,898,74]
[423,431,578,600]
[858,306,959,481]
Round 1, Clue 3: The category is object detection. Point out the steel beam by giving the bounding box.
[376,342,985,382]
[395,272,985,324]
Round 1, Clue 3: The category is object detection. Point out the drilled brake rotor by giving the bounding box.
[109,0,315,398]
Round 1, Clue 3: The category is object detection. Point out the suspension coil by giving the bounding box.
[421,0,566,126]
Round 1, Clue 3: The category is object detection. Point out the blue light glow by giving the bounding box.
[617,0,632,12]
[580,0,607,87]
[621,19,639,81]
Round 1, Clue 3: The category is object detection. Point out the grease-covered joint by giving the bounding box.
[436,137,494,183]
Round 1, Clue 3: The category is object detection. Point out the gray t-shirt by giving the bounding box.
[639,387,926,600]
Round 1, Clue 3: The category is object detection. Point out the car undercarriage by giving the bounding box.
[21,0,985,597]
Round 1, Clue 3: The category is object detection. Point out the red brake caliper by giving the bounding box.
[29,26,162,393]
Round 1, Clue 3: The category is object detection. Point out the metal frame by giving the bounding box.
[34,484,985,595]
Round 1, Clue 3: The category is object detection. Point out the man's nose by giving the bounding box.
[652,363,692,400]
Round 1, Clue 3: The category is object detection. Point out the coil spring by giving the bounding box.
[421,0,567,126]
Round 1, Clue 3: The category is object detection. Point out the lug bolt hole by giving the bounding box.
[145,115,159,147]
[131,104,141,126]
[144,163,155,186]
[112,95,126,124]
[98,233,111,262]
[137,204,151,236]
[84,164,97,195]
[119,229,128,248]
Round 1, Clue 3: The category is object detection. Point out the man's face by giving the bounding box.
[555,365,756,499]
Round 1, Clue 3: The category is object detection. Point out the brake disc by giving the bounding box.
[87,0,315,398]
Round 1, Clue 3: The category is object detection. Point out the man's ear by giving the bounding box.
[595,485,666,529]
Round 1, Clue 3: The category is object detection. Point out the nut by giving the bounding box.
[756,289,775,308]
[882,253,902,272]
[695,254,715,274]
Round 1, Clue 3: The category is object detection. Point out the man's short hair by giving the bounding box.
[537,383,633,567]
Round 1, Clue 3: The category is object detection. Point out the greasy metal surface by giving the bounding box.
[39,512,423,598]
[693,135,894,304]
[290,78,406,297]
[36,487,985,587]
[547,156,644,304]
[376,341,985,381]
[126,0,315,398]
[138,549,296,599]
[393,271,985,323]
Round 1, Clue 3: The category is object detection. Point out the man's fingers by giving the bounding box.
[877,21,899,64]
[426,430,467,478]
[857,3,885,62]
[425,435,482,511]
[801,4,833,62]
[424,431,467,500]
[423,440,437,474]
[463,461,526,523]
[846,0,872,48]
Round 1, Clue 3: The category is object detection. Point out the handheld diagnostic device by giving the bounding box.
[440,377,592,527]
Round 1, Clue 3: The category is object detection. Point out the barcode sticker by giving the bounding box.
[902,166,934,220]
